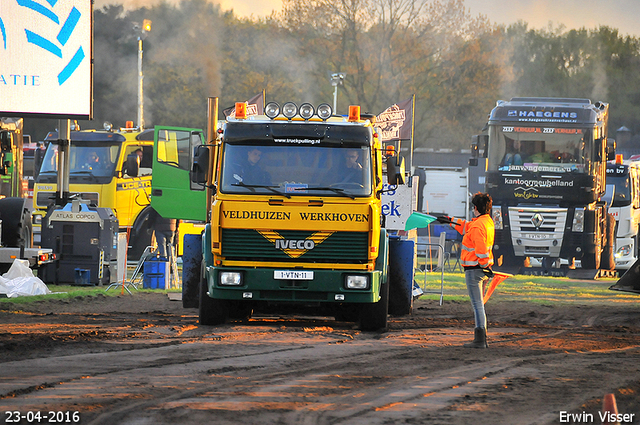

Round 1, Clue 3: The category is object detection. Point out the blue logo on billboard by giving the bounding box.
[508,110,517,117]
[2,0,85,85]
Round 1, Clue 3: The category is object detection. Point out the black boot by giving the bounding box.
[463,327,488,348]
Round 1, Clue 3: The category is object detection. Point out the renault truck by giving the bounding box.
[470,97,615,273]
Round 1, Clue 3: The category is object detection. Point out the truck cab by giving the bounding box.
[33,123,155,258]
[605,158,640,271]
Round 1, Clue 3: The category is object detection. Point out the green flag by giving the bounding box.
[404,212,437,231]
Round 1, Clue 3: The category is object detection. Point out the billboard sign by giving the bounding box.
[0,0,92,119]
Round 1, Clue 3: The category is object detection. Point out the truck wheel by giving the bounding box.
[359,282,389,332]
[199,264,228,326]
[0,198,32,249]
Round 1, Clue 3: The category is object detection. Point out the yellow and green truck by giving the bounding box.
[166,100,412,331]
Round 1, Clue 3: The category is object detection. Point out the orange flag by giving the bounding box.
[483,272,513,304]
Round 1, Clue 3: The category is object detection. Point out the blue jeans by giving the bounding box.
[465,268,489,329]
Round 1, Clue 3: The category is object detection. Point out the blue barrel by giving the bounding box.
[388,236,415,316]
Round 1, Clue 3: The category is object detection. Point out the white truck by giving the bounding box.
[605,158,640,271]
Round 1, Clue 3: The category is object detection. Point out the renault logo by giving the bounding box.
[531,213,544,228]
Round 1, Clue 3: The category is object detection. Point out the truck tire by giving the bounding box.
[359,281,389,332]
[128,207,153,261]
[599,213,616,271]
[0,198,32,249]
[199,264,228,326]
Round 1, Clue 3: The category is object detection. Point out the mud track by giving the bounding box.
[1,293,639,424]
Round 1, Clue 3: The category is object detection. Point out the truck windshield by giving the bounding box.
[38,142,120,180]
[607,174,632,207]
[220,144,372,197]
[487,125,592,173]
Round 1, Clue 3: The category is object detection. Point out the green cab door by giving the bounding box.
[151,126,206,221]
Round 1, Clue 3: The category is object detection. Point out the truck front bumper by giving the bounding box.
[206,266,382,304]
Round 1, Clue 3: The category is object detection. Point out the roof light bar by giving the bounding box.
[259,102,335,121]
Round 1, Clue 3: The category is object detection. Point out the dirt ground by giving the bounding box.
[0,291,639,425]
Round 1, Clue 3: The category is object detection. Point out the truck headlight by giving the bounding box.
[345,275,369,289]
[572,208,584,232]
[492,206,503,230]
[615,245,631,258]
[219,272,242,286]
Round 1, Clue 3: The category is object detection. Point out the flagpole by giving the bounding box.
[409,94,415,175]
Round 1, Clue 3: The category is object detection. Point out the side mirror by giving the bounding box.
[125,153,140,177]
[471,134,488,159]
[191,145,210,184]
[34,146,45,178]
[0,131,11,152]
[468,135,482,167]
[606,137,616,161]
[1,159,10,175]
[595,137,604,161]
[386,155,405,185]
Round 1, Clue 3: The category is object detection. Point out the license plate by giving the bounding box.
[274,270,314,280]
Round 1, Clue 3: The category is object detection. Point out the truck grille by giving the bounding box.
[508,207,567,257]
[221,229,369,263]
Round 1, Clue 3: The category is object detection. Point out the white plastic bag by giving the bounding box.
[0,259,51,298]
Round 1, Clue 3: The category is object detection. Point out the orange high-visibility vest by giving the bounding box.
[451,214,495,268]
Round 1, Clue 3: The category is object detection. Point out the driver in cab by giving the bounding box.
[333,149,363,185]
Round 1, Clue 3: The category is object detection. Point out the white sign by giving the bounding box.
[381,176,418,230]
[0,0,92,118]
[50,211,100,223]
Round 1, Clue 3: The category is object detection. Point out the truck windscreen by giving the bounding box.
[487,125,593,173]
[220,144,372,197]
[38,142,121,181]
[607,175,632,207]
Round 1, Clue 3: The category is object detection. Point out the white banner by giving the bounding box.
[0,0,92,118]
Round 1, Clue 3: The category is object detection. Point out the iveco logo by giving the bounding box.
[531,213,544,228]
[275,239,315,250]
[258,230,334,259]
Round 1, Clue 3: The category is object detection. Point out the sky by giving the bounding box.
[93,0,640,38]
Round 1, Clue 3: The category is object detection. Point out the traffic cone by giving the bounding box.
[602,393,620,425]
